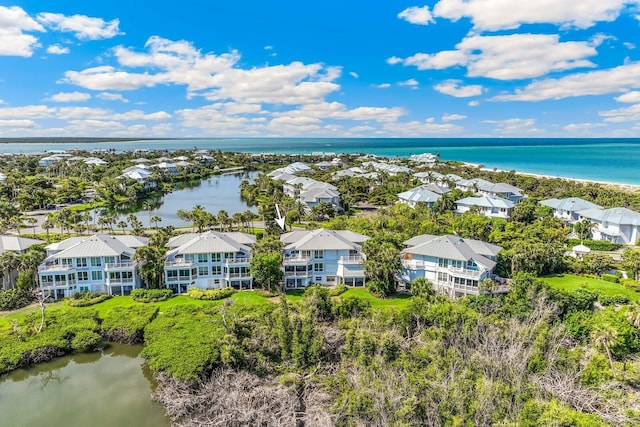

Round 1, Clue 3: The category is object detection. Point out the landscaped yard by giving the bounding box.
[543,274,640,301]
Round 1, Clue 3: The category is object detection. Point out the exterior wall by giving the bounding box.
[164,251,253,294]
[39,255,140,300]
[456,203,512,219]
[591,222,639,245]
[283,248,365,289]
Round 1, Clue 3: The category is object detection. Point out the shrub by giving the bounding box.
[621,279,640,292]
[598,294,629,306]
[332,295,371,319]
[329,283,347,297]
[71,330,103,352]
[601,274,619,283]
[102,305,159,343]
[566,239,622,252]
[67,293,112,307]
[0,288,33,311]
[131,288,173,302]
[188,287,236,301]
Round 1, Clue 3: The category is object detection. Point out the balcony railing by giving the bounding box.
[225,258,251,265]
[283,256,312,264]
[38,264,75,272]
[401,260,425,269]
[165,260,194,267]
[105,262,135,270]
[447,266,481,277]
[107,278,134,284]
[339,256,364,264]
[225,272,252,278]
[283,270,313,277]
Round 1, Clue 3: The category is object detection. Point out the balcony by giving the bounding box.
[401,260,425,269]
[283,255,312,264]
[225,272,252,279]
[105,261,136,270]
[339,256,364,264]
[165,259,194,267]
[447,266,481,277]
[283,270,313,277]
[225,258,251,265]
[38,264,75,273]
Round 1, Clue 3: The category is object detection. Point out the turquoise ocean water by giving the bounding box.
[2,138,639,185]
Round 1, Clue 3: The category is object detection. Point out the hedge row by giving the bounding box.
[188,287,236,301]
[131,288,173,302]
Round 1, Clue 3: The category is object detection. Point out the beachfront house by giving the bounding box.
[163,231,256,294]
[399,234,505,297]
[455,178,493,193]
[120,166,156,189]
[540,197,603,223]
[455,195,515,219]
[281,229,369,289]
[477,182,525,203]
[38,233,148,300]
[397,185,442,208]
[576,207,640,245]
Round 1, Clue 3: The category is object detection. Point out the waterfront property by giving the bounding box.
[577,207,640,245]
[164,231,256,293]
[280,229,369,289]
[38,233,148,299]
[540,197,603,223]
[455,194,515,219]
[399,234,505,297]
[281,176,342,213]
[477,182,525,203]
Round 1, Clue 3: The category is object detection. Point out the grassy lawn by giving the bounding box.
[339,288,413,310]
[543,274,640,301]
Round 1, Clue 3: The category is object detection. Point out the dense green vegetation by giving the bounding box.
[544,274,640,302]
[101,305,158,343]
[130,288,173,302]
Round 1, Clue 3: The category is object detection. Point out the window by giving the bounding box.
[211,266,222,275]
[179,269,190,278]
[451,260,463,269]
[315,276,323,282]
[301,250,311,258]
[211,253,221,262]
[198,253,208,263]
[76,258,88,267]
[91,271,102,281]
[185,254,196,262]
[122,271,133,283]
[349,249,358,256]
[437,272,448,282]
[78,271,88,281]
[438,258,447,267]
[90,257,102,267]
[326,276,336,282]
[167,270,178,281]
[61,258,72,267]
[80,286,89,292]
[314,263,324,273]
[314,250,324,259]
[105,257,116,265]
[198,266,209,276]
[121,253,131,261]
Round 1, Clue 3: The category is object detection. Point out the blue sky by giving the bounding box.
[1,1,640,138]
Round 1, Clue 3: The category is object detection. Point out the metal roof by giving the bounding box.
[0,235,44,253]
[402,234,500,269]
[281,229,370,251]
[540,197,602,212]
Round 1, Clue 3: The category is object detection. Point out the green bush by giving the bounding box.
[0,288,33,311]
[621,279,640,292]
[188,287,236,301]
[329,283,348,297]
[332,295,371,319]
[71,330,103,352]
[566,239,622,252]
[131,288,173,302]
[102,305,159,343]
[598,294,629,306]
[67,294,112,307]
[601,274,619,283]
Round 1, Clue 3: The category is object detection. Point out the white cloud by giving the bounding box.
[599,103,640,122]
[432,0,632,31]
[46,44,70,55]
[63,37,341,105]
[434,79,482,97]
[37,13,122,40]
[0,119,37,128]
[210,103,266,115]
[468,100,480,107]
[97,92,129,102]
[0,6,44,57]
[267,116,323,135]
[615,91,640,103]
[624,42,636,49]
[563,123,606,132]
[381,119,463,136]
[398,78,419,86]
[177,105,266,135]
[112,110,171,121]
[398,6,435,25]
[442,113,466,121]
[395,34,597,80]
[349,71,359,78]
[386,56,403,65]
[273,102,405,123]
[0,105,55,119]
[48,91,92,102]
[264,45,273,50]
[375,83,391,88]
[494,62,640,101]
[483,118,542,134]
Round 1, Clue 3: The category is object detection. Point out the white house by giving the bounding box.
[164,231,256,293]
[455,178,493,193]
[0,235,44,255]
[455,195,515,219]
[152,161,178,175]
[540,197,603,223]
[120,167,156,189]
[397,185,441,208]
[577,207,640,245]
[478,182,525,203]
[283,177,341,212]
[281,229,369,289]
[399,234,505,297]
[38,233,148,300]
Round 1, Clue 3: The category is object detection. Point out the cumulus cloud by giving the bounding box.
[381,118,463,136]
[483,118,542,134]
[442,113,466,121]
[432,0,632,31]
[398,6,435,25]
[0,105,55,119]
[375,83,391,88]
[97,92,129,102]
[394,33,598,80]
[615,91,640,103]
[0,6,44,57]
[398,78,419,86]
[599,103,640,122]
[46,44,70,54]
[434,79,482,97]
[349,71,359,78]
[37,12,122,40]
[48,91,92,102]
[62,36,342,105]
[493,62,640,101]
[0,119,37,128]
[273,102,406,123]
[563,122,606,132]
[468,100,480,107]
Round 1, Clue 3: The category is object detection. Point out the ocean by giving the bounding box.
[2,138,639,186]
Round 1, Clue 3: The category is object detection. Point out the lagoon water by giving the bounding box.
[0,343,169,427]
[2,138,640,185]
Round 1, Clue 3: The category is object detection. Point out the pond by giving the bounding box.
[0,343,169,427]
[94,171,257,228]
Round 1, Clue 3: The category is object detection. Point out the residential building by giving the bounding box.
[399,234,505,297]
[38,233,148,300]
[281,229,369,288]
[455,178,493,193]
[164,231,256,293]
[397,185,441,208]
[455,195,515,219]
[283,177,341,212]
[540,197,603,223]
[478,182,525,203]
[577,207,640,245]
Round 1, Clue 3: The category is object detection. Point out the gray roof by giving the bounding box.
[166,231,255,250]
[300,187,340,202]
[579,207,640,226]
[456,195,515,209]
[457,177,493,189]
[167,231,252,255]
[397,186,441,203]
[481,182,523,195]
[540,197,602,212]
[403,234,501,269]
[46,233,142,259]
[281,228,370,251]
[0,235,44,253]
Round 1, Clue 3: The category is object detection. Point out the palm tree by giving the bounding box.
[142,201,153,229]
[117,221,128,235]
[151,215,162,232]
[625,302,640,329]
[42,219,54,243]
[574,219,597,240]
[26,217,38,237]
[134,245,165,289]
[591,323,619,376]
[217,210,230,232]
[82,212,92,234]
[0,251,20,290]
